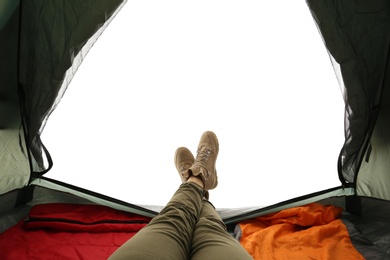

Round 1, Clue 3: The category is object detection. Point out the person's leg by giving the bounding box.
[175,132,250,259]
[108,181,204,260]
[191,200,253,260]
[110,131,220,260]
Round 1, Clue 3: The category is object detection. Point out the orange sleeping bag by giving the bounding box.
[239,203,364,260]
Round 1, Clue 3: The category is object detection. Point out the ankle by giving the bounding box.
[187,176,204,189]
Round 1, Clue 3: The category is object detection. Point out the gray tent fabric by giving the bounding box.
[306,0,390,187]
[18,0,125,174]
[0,1,30,194]
[0,0,125,194]
[357,104,390,200]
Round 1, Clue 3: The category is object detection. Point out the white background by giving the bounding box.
[43,1,344,208]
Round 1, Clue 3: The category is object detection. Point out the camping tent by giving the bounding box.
[1,0,390,259]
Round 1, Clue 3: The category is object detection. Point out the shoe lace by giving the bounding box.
[195,146,211,170]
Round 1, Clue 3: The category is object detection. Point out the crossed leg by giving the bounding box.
[191,200,253,260]
[109,131,252,259]
[108,182,204,260]
[109,182,252,260]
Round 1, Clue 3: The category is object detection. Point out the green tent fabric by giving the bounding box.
[1,0,30,194]
[307,0,390,189]
[1,0,125,194]
[19,0,124,173]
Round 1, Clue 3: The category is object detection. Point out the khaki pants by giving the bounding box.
[109,182,253,260]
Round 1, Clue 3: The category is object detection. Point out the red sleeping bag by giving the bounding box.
[0,203,152,260]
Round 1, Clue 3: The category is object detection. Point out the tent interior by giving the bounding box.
[1,0,390,259]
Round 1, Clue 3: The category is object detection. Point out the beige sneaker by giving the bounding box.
[187,131,219,190]
[174,147,194,183]
[174,146,210,200]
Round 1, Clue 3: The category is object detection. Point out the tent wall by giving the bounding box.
[1,0,126,196]
[18,0,125,175]
[0,0,30,194]
[307,0,390,191]
[0,181,353,233]
[224,186,354,225]
[357,86,390,200]
[0,179,159,233]
[0,189,31,233]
